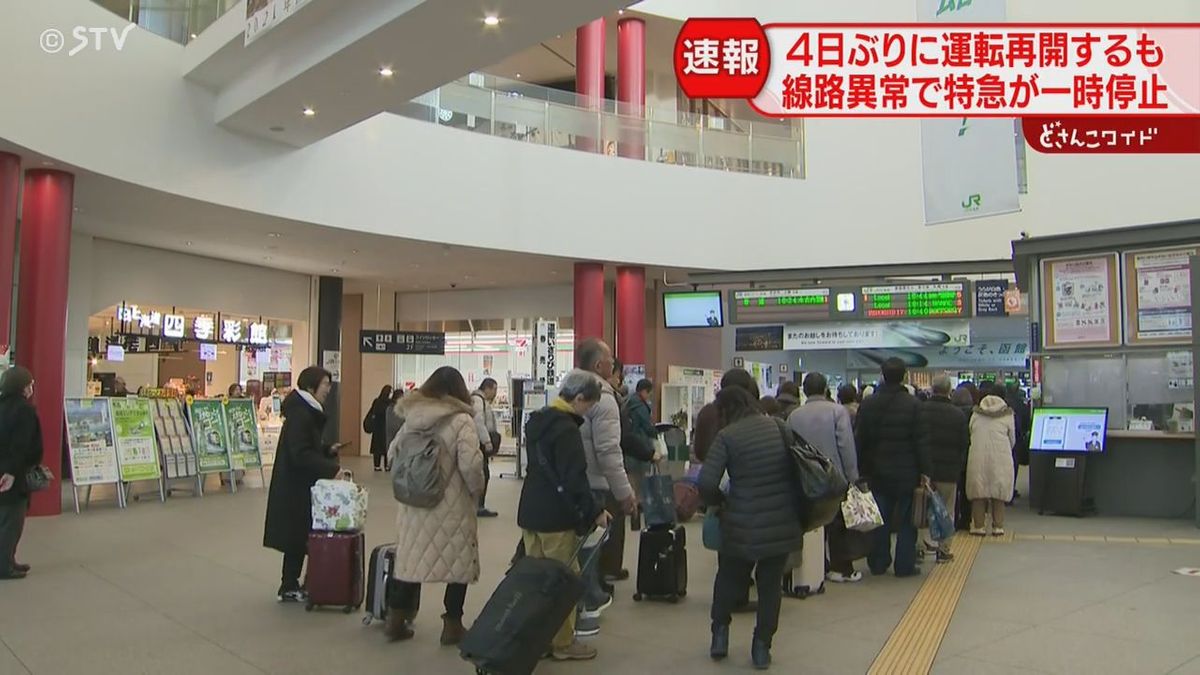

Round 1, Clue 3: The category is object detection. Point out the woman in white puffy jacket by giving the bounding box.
[965,385,1016,536]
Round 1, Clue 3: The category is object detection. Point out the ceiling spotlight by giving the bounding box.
[330,268,341,274]
[483,14,500,26]
[267,232,282,238]
[515,73,522,79]
[378,66,394,77]
[351,249,360,254]
[618,9,624,14]
[185,241,193,246]
[302,106,316,117]
[189,33,198,40]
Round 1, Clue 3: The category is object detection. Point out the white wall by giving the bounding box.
[2,0,1197,275]
[396,285,573,323]
[360,290,396,454]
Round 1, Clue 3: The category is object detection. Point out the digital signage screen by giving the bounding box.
[730,288,831,323]
[1030,407,1109,453]
[861,282,968,320]
[663,291,724,328]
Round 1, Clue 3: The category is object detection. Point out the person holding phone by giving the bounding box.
[263,366,343,603]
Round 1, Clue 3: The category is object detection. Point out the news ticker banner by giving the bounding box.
[673,20,1200,152]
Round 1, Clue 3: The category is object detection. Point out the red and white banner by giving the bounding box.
[674,21,1200,118]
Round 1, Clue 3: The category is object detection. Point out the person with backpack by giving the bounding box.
[471,378,500,518]
[385,366,485,646]
[363,385,393,472]
[518,370,612,661]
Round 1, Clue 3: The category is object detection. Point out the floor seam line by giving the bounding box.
[0,632,33,675]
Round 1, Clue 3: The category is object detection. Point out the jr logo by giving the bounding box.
[937,0,974,16]
[962,194,982,211]
[957,118,969,137]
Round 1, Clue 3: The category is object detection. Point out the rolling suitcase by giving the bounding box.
[460,529,607,675]
[783,526,825,599]
[362,543,396,625]
[305,531,365,613]
[633,524,687,603]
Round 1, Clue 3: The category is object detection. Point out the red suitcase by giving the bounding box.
[305,531,365,613]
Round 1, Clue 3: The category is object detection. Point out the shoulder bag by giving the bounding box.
[775,419,848,531]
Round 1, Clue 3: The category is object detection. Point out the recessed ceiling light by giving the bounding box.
[302,107,316,117]
[618,9,624,14]
[269,125,285,132]
[378,66,394,77]
[189,33,198,40]
[185,241,193,246]
[515,73,522,79]
[483,14,500,26]
[267,232,282,238]
[263,256,272,261]
[330,268,340,273]
[351,249,359,254]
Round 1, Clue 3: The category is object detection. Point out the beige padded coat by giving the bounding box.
[965,395,1017,502]
[390,393,485,585]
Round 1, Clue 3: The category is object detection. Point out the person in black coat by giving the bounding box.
[517,371,610,662]
[855,358,932,579]
[699,386,804,670]
[921,375,969,562]
[364,385,393,472]
[263,367,343,602]
[0,366,44,580]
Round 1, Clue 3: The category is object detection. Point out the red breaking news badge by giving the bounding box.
[674,18,771,99]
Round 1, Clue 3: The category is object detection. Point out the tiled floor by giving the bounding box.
[2,460,1198,674]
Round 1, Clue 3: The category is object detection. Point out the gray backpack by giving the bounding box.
[391,426,446,508]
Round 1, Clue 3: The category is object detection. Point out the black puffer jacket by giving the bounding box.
[263,392,340,556]
[0,395,43,506]
[698,414,803,562]
[518,405,601,535]
[922,395,968,483]
[855,383,932,496]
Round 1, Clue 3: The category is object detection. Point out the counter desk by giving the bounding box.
[1028,431,1196,520]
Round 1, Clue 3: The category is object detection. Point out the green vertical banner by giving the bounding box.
[110,398,162,483]
[224,399,263,470]
[188,399,232,473]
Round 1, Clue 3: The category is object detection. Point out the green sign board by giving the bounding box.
[224,399,262,470]
[188,399,232,473]
[109,398,162,483]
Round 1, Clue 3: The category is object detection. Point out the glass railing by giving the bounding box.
[93,0,238,44]
[396,74,805,179]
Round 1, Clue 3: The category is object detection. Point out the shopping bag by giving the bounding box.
[928,489,955,542]
[702,510,722,551]
[641,469,677,528]
[912,485,929,529]
[312,475,369,532]
[673,481,702,522]
[841,485,885,532]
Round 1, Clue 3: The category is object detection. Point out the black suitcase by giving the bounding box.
[633,524,687,603]
[460,530,606,675]
[363,543,396,625]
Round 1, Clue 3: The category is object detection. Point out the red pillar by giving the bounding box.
[617,17,646,160]
[574,263,605,345]
[0,153,18,353]
[16,170,73,517]
[576,18,605,152]
[615,266,646,365]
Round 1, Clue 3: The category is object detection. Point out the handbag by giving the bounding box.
[841,484,884,532]
[928,489,955,542]
[640,465,677,528]
[775,420,849,531]
[702,509,722,551]
[25,465,52,492]
[912,485,930,529]
[312,472,368,532]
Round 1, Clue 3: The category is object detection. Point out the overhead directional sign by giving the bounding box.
[359,330,445,355]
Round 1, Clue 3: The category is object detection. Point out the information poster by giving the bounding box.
[63,398,120,485]
[783,320,971,350]
[109,398,162,482]
[224,399,263,470]
[1042,254,1121,349]
[188,400,232,473]
[1125,247,1195,343]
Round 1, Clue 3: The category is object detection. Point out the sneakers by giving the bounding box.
[992,527,1006,536]
[935,551,955,564]
[580,593,613,619]
[477,509,499,518]
[276,587,308,603]
[923,539,941,552]
[552,641,598,661]
[825,570,864,583]
[969,527,988,536]
[574,615,600,637]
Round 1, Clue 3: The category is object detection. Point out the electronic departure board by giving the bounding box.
[861,282,968,320]
[730,288,833,323]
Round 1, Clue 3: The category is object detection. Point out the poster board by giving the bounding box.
[188,399,233,473]
[224,399,263,470]
[1124,246,1196,345]
[109,398,162,483]
[63,398,120,486]
[151,398,198,479]
[1041,253,1122,350]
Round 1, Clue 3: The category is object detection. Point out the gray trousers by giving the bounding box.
[0,501,28,575]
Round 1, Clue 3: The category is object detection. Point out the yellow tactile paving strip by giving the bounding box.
[867,533,982,675]
[1012,534,1200,546]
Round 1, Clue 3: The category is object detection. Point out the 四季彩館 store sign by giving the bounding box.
[110,303,283,347]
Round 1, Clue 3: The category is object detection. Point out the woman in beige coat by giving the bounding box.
[386,367,485,646]
[965,387,1016,536]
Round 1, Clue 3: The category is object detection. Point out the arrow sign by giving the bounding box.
[357,330,445,355]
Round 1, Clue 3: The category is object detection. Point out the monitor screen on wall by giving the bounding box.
[663,292,724,329]
[1030,407,1109,453]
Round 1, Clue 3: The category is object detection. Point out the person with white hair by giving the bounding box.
[920,375,969,562]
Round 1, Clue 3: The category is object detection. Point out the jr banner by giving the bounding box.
[918,0,1021,226]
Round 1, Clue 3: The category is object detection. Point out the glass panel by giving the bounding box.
[647,122,700,167]
[750,135,802,178]
[546,104,600,153]
[435,83,492,135]
[1042,356,1127,430]
[702,128,752,173]
[1127,351,1194,432]
[493,94,547,144]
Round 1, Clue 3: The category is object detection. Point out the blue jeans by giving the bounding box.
[868,490,918,576]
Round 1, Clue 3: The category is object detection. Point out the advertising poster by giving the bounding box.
[63,398,120,486]
[245,0,314,45]
[224,399,263,470]
[1044,255,1118,347]
[784,320,971,350]
[109,398,162,483]
[1128,248,1194,342]
[188,400,232,473]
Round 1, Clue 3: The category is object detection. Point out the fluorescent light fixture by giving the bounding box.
[483,14,500,26]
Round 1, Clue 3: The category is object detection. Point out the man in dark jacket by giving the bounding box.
[263,367,343,602]
[775,381,802,420]
[921,375,968,563]
[0,366,43,580]
[855,358,932,578]
[518,371,611,662]
[618,378,660,534]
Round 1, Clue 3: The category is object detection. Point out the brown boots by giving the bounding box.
[384,609,414,642]
[440,615,466,646]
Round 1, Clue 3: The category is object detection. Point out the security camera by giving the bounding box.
[450,283,458,289]
[1019,231,1030,240]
